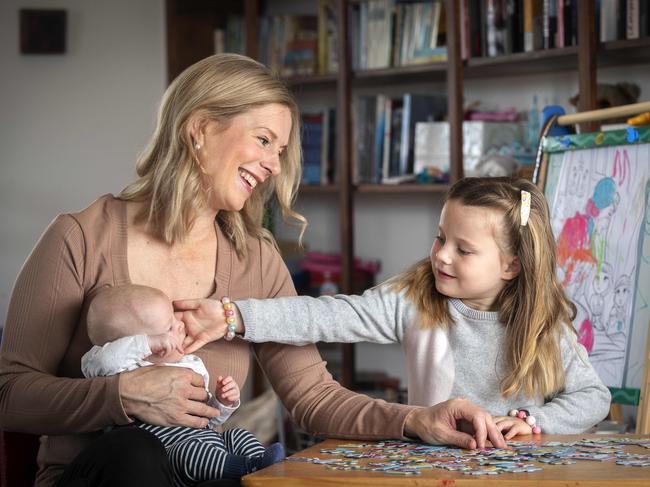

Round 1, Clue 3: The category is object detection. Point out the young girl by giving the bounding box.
[178,177,611,438]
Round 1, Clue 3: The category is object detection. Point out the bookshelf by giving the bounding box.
[165,0,650,390]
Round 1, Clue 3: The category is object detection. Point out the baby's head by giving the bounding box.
[87,284,178,345]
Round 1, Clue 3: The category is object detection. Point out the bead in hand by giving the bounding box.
[508,408,541,434]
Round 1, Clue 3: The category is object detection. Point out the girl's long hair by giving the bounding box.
[390,177,576,398]
[119,53,306,257]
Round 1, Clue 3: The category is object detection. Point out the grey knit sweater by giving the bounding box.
[237,285,611,434]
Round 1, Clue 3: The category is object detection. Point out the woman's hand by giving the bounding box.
[173,298,234,353]
[119,366,220,429]
[494,415,533,440]
[404,397,506,450]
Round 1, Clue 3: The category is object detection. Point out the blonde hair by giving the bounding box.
[119,53,306,256]
[87,285,171,345]
[390,177,576,399]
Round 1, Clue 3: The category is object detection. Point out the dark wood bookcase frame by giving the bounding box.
[166,0,650,390]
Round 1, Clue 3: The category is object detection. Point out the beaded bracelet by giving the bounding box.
[508,408,542,434]
[221,296,237,341]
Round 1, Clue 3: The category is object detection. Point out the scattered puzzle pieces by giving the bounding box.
[288,438,650,477]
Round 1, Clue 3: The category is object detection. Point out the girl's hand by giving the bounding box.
[494,415,533,440]
[216,375,240,407]
[120,366,221,429]
[173,298,235,354]
[148,332,182,358]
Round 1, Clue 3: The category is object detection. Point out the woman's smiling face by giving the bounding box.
[194,103,292,212]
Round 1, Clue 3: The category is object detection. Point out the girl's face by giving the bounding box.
[430,200,519,311]
[194,103,292,212]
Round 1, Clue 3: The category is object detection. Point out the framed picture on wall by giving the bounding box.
[20,9,67,55]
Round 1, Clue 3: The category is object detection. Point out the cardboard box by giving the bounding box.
[414,121,525,175]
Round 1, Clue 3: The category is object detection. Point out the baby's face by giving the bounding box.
[160,311,187,362]
[167,312,187,345]
[145,299,187,362]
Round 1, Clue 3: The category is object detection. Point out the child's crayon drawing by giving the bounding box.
[546,144,650,388]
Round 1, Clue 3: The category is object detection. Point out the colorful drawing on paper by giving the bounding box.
[545,143,650,388]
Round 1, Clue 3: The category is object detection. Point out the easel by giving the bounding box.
[533,100,650,435]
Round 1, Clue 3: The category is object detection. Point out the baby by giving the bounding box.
[81,284,283,486]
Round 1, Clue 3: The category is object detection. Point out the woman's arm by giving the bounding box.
[524,329,611,434]
[0,215,127,435]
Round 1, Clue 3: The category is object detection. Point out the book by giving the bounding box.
[468,0,483,57]
[318,0,339,74]
[486,0,498,57]
[617,0,628,40]
[359,1,369,69]
[353,96,377,183]
[556,0,565,47]
[508,0,524,53]
[627,0,640,39]
[388,100,404,178]
[373,94,387,183]
[542,0,557,49]
[367,0,393,69]
[393,2,405,66]
[399,93,447,175]
[321,108,337,184]
[486,0,510,57]
[600,0,618,42]
[320,110,330,184]
[524,0,543,52]
[641,0,650,37]
[214,28,225,54]
[282,16,319,76]
[301,113,324,185]
[381,97,393,181]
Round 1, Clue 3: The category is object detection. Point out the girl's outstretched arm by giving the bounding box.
[237,285,409,345]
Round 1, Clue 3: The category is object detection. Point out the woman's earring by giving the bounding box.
[193,141,201,150]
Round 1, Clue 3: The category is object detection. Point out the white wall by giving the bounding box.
[0,0,165,323]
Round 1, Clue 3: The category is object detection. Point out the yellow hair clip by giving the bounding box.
[520,190,531,226]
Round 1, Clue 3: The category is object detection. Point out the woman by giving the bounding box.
[0,54,504,487]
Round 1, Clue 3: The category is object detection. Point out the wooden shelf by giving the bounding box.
[464,37,650,79]
[465,47,579,79]
[599,37,650,67]
[352,62,448,85]
[355,183,450,193]
[285,73,338,88]
[298,184,339,194]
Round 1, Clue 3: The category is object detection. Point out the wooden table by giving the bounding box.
[242,435,650,486]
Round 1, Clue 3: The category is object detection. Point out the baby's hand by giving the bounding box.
[216,375,240,407]
[148,332,181,358]
[494,415,533,440]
